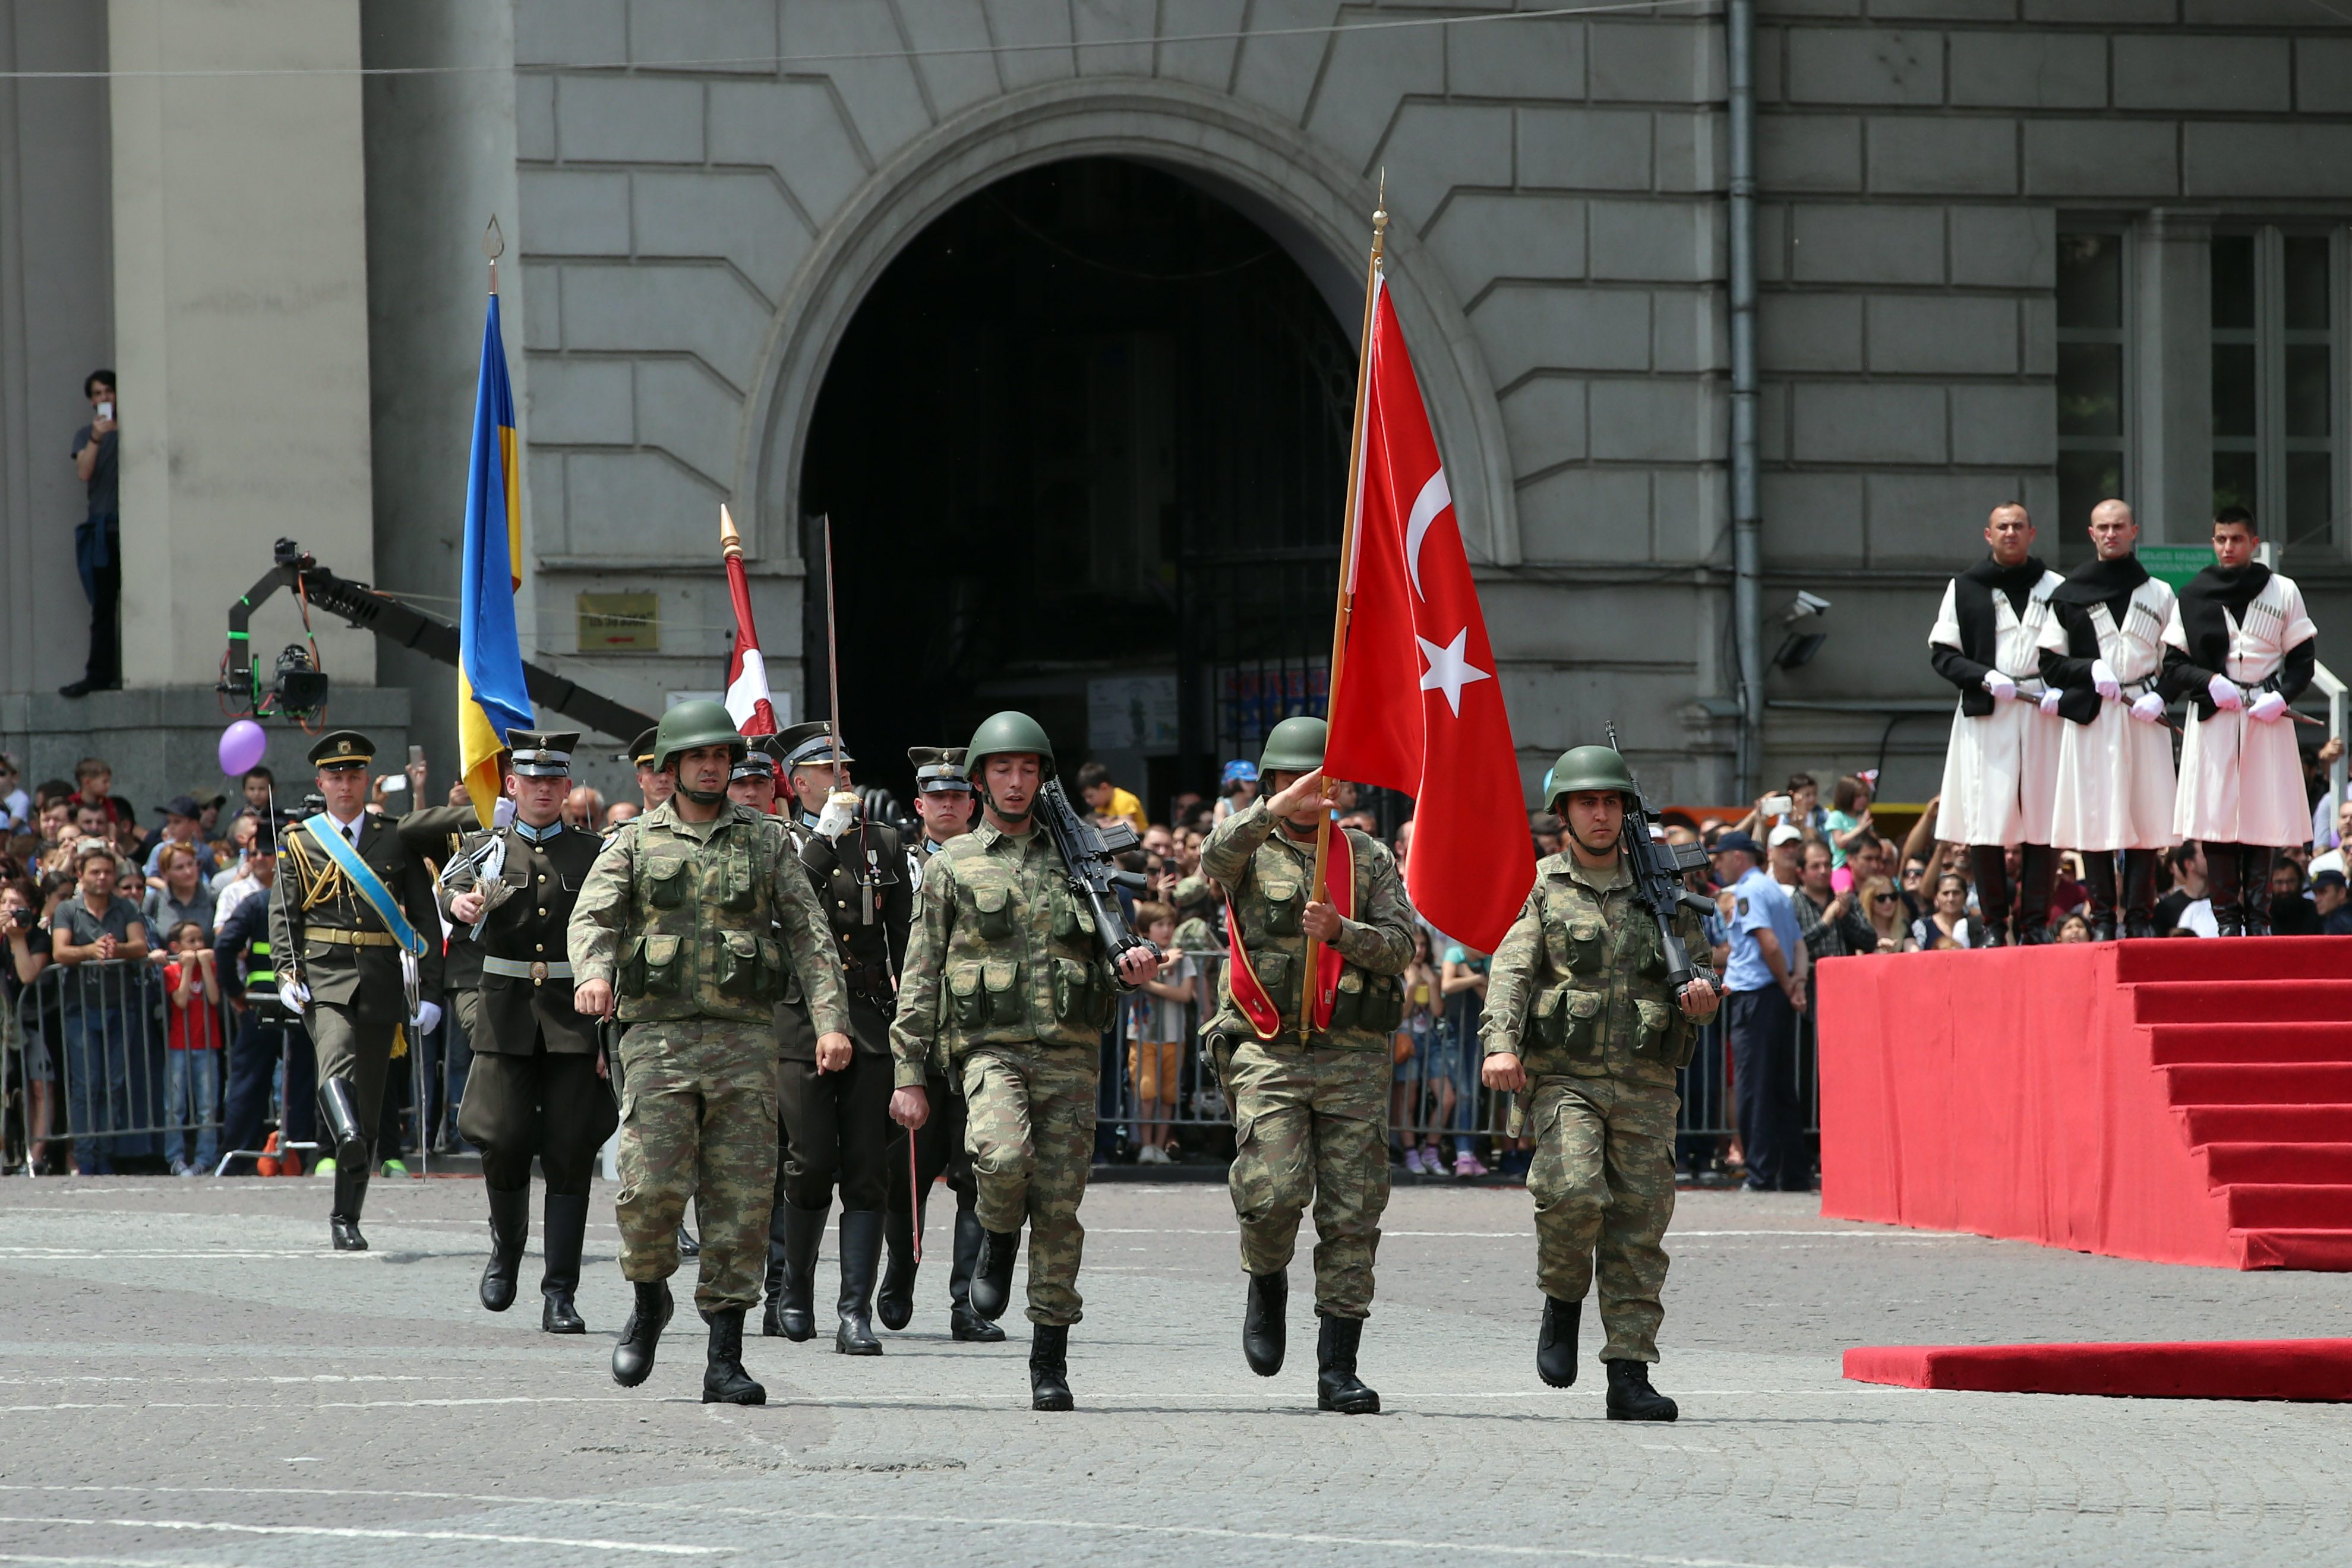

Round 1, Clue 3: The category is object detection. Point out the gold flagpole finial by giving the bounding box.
[1372,172,1388,262]
[719,502,744,561]
[483,214,504,293]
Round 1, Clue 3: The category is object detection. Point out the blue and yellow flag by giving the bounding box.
[458,292,532,826]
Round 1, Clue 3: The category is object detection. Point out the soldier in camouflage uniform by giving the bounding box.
[1480,744,1720,1423]
[1199,716,1415,1415]
[569,700,851,1405]
[886,712,1158,1411]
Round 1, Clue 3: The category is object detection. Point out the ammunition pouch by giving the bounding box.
[1051,956,1114,1032]
[1533,985,1603,1059]
[625,933,684,999]
[1326,968,1403,1035]
[972,884,1015,942]
[1259,875,1303,938]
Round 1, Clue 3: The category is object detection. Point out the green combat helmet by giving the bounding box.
[964,710,1057,780]
[1258,715,1328,777]
[651,698,747,773]
[1545,744,1640,814]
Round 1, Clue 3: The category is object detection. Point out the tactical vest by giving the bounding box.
[932,832,1114,1055]
[1517,863,1701,1086]
[1219,829,1401,1046]
[615,816,788,1025]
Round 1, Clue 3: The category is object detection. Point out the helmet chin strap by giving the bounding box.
[678,783,727,807]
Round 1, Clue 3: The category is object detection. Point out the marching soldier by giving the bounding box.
[1480,744,1720,1423]
[1928,503,2068,942]
[620,725,697,1258]
[569,701,851,1404]
[887,712,1157,1411]
[2040,500,2180,938]
[441,732,617,1333]
[2162,506,2321,934]
[268,731,449,1251]
[876,746,1002,1343]
[762,721,908,1355]
[1197,716,1414,1415]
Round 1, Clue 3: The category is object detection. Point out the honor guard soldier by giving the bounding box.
[440,732,618,1333]
[1928,503,2069,942]
[268,730,450,1250]
[2040,501,2180,938]
[761,720,909,1355]
[727,742,781,816]
[876,746,1002,1342]
[568,701,851,1405]
[1480,745,1720,1422]
[2161,507,2321,934]
[1197,717,1415,1414]
[887,713,1158,1411]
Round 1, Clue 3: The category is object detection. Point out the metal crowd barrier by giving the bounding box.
[7,958,229,1175]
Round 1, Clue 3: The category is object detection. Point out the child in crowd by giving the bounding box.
[161,919,223,1176]
[1128,902,1195,1165]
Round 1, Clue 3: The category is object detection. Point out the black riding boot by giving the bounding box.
[701,1307,766,1405]
[2243,846,2274,934]
[1030,1323,1073,1411]
[611,1279,673,1387]
[1315,1313,1381,1414]
[760,1202,788,1334]
[2206,842,2246,936]
[766,1202,828,1341]
[541,1191,589,1333]
[2015,843,2059,943]
[1969,845,2013,944]
[479,1184,529,1311]
[2121,849,2160,939]
[1605,1358,1678,1421]
[968,1222,1022,1322]
[1537,1296,1581,1387]
[877,1202,917,1332]
[834,1210,885,1355]
[948,1207,1005,1342]
[329,1161,371,1252]
[320,1077,368,1171]
[1243,1270,1288,1377]
[2082,852,2119,943]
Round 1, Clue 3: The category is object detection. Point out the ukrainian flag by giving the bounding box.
[458,291,532,826]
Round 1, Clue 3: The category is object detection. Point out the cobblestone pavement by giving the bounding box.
[1,1176,2345,1567]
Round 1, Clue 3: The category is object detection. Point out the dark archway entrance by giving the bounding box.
[801,157,1353,817]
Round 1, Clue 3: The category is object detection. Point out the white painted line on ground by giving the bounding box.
[0,1518,722,1556]
[0,1396,641,1413]
[0,1553,276,1568]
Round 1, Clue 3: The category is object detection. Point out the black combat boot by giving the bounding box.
[2121,849,2160,940]
[329,1161,371,1252]
[968,1222,1022,1322]
[833,1210,885,1355]
[611,1279,673,1387]
[1536,1297,1581,1388]
[701,1307,766,1405]
[948,1207,1005,1342]
[540,1191,589,1334]
[2206,842,2246,936]
[1029,1323,1073,1412]
[766,1202,827,1342]
[1604,1359,1678,1421]
[2082,851,2119,943]
[676,1223,700,1259]
[1242,1270,1287,1377]
[876,1202,918,1332]
[1969,845,2012,945]
[2015,843,2059,943]
[479,1184,529,1311]
[1315,1313,1381,1414]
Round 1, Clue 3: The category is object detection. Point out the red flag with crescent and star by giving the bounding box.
[1322,279,1535,953]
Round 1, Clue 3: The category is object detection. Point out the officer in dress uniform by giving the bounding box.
[2161,506,2321,935]
[440,732,618,1333]
[268,730,449,1250]
[2038,500,2180,939]
[875,747,1003,1343]
[1928,503,2069,942]
[762,720,910,1354]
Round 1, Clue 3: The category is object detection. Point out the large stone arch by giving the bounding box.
[735,76,1520,571]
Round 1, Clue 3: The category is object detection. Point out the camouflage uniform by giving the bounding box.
[1481,853,1720,1364]
[888,821,1116,1326]
[1200,799,1415,1318]
[569,798,848,1313]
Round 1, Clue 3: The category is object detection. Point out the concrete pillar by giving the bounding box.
[2134,209,2215,544]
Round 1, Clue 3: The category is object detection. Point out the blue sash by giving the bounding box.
[304,818,429,959]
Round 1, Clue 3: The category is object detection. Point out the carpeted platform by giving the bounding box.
[1845,1339,2352,1401]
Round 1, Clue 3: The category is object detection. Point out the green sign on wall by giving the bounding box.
[2137,545,2213,592]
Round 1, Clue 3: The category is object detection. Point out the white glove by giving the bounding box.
[2037,688,2062,716]
[491,797,516,829]
[414,998,443,1035]
[2130,692,2167,725]
[816,788,860,842]
[2091,660,2122,701]
[1984,671,2018,702]
[2209,675,2244,712]
[2249,690,2288,724]
[277,980,311,1013]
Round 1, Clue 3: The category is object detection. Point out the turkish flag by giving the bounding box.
[1323,280,1534,953]
[719,504,778,737]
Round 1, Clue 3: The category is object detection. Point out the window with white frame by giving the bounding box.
[2212,229,2340,548]
[2056,230,2129,562]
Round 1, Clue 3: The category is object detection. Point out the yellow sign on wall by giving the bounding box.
[578,592,658,652]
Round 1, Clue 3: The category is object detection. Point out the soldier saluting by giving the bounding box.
[1480,744,1719,1423]
[441,731,617,1333]
[1198,716,1415,1415]
[568,701,851,1405]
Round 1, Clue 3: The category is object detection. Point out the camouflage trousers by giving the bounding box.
[959,1041,1097,1327]
[1526,1072,1679,1364]
[1225,1039,1390,1319]
[613,1017,779,1313]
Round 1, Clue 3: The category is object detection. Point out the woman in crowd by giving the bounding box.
[1912,871,1985,951]
[1390,930,1441,1173]
[1211,759,1259,825]
[1855,874,1917,953]
[143,842,214,949]
[2,880,55,1171]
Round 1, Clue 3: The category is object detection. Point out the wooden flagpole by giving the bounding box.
[1300,187,1388,1044]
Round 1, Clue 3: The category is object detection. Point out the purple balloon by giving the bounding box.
[219,719,269,777]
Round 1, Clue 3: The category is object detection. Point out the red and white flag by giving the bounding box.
[1323,280,1535,953]
[719,504,778,736]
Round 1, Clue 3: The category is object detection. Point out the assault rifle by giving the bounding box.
[1035,777,1161,985]
[1606,722,1718,991]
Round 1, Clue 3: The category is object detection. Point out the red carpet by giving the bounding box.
[1844,1339,2352,1400]
[1816,935,2352,1269]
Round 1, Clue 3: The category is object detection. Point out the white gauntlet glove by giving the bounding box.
[816,789,860,841]
[2209,675,2244,712]
[2130,691,2167,725]
[2038,688,2062,716]
[1983,671,2018,703]
[413,998,443,1035]
[2249,690,2289,724]
[277,980,311,1014]
[2091,660,2121,701]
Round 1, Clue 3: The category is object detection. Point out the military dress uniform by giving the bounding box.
[1482,745,1721,1423]
[439,732,618,1333]
[568,701,850,1404]
[1198,716,1413,1414]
